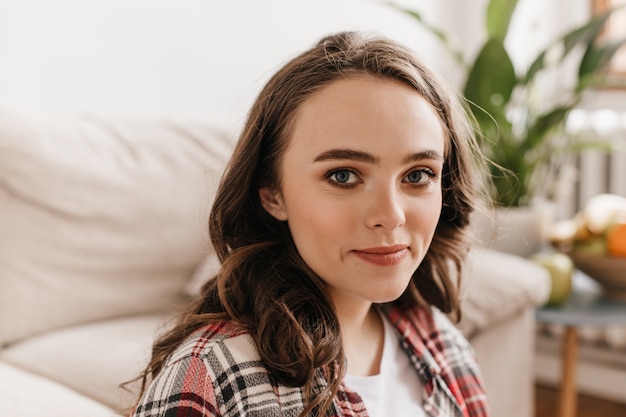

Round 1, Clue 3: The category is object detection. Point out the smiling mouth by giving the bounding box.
[352,245,409,266]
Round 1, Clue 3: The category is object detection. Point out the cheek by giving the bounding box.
[287,194,355,243]
[411,194,443,235]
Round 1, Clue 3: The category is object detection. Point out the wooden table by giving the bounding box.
[535,271,626,417]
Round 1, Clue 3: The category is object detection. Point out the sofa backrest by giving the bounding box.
[0,109,234,346]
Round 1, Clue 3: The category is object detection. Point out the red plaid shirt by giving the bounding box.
[131,304,489,416]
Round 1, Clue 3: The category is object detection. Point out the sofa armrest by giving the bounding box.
[471,309,537,417]
[456,248,551,338]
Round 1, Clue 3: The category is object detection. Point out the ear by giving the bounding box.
[259,187,288,221]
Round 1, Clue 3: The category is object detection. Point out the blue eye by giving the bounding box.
[326,169,359,187]
[404,169,436,186]
[406,171,424,183]
[332,170,352,183]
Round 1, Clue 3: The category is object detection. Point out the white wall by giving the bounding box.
[0,0,613,131]
[0,1,456,128]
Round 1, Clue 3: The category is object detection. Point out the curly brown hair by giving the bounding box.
[135,31,485,416]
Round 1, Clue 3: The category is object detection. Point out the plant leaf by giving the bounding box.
[464,38,516,127]
[524,8,617,84]
[578,37,626,82]
[562,10,613,51]
[486,0,519,42]
[525,106,575,151]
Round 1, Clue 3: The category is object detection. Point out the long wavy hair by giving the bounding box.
[136,31,484,416]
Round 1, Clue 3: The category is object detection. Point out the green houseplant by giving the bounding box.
[390,0,626,208]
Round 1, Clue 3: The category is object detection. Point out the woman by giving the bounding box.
[131,31,490,417]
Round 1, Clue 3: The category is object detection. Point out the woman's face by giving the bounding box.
[260,76,445,313]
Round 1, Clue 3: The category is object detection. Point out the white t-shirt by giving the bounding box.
[344,314,426,417]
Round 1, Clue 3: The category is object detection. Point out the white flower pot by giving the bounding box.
[472,205,553,258]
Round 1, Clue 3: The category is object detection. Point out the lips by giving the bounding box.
[352,245,409,266]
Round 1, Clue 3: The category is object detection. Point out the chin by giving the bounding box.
[369,285,410,304]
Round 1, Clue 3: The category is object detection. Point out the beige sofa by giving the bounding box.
[0,109,550,417]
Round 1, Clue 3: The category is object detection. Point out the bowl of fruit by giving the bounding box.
[549,194,626,300]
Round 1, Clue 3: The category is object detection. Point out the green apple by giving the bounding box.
[571,236,607,256]
[530,252,574,305]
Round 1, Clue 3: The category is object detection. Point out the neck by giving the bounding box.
[335,300,385,376]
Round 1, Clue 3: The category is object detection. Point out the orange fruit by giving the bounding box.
[607,222,626,257]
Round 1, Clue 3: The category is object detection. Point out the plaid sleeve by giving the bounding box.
[387,305,490,417]
[129,324,307,417]
[430,309,490,417]
[130,355,220,417]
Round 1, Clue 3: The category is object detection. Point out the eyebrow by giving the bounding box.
[314,149,378,163]
[313,148,444,164]
[402,150,444,164]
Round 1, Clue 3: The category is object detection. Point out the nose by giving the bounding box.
[365,184,406,231]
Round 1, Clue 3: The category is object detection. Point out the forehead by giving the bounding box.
[287,76,447,155]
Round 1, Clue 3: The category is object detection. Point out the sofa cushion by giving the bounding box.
[0,313,171,413]
[0,361,114,417]
[0,109,234,345]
